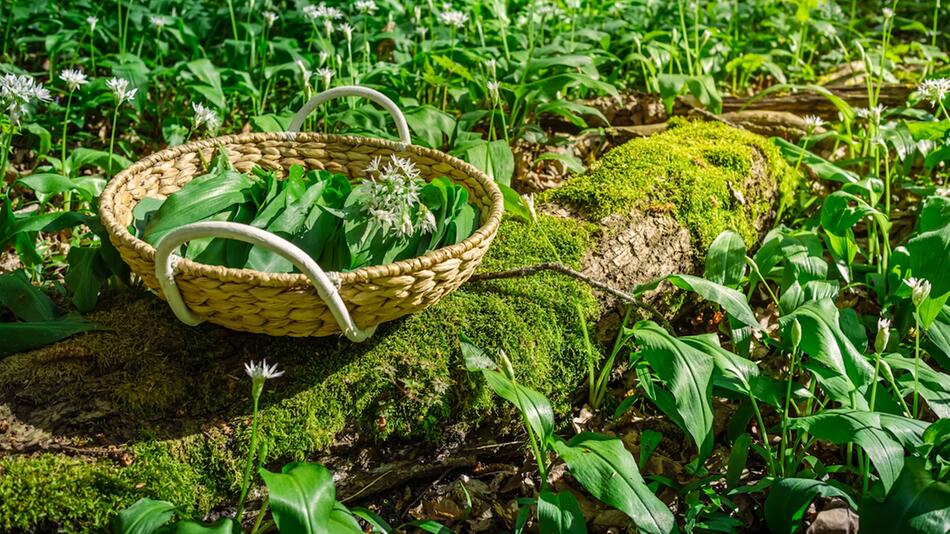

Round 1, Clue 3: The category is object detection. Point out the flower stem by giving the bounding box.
[913,313,921,417]
[108,105,120,176]
[61,91,74,210]
[236,391,261,520]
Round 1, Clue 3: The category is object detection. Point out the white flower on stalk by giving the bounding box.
[487,80,500,100]
[303,4,320,20]
[339,22,353,40]
[318,50,330,65]
[263,11,279,26]
[413,5,422,22]
[882,7,894,20]
[360,155,428,238]
[355,0,378,14]
[918,78,950,108]
[416,26,429,37]
[315,67,334,87]
[244,359,284,381]
[486,58,496,77]
[191,102,218,131]
[0,73,51,125]
[856,104,886,124]
[86,16,98,31]
[803,114,824,131]
[907,277,932,308]
[419,205,437,233]
[323,19,334,34]
[59,69,89,92]
[106,77,137,105]
[438,9,468,28]
[149,15,170,29]
[875,317,891,353]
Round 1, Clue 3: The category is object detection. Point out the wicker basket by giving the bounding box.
[100,86,504,341]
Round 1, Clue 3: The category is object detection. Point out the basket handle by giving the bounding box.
[154,221,376,342]
[287,85,412,149]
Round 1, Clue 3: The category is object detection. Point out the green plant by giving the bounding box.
[460,334,676,534]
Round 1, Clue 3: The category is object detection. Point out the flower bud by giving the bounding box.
[875,317,891,354]
[908,277,932,308]
[790,319,802,351]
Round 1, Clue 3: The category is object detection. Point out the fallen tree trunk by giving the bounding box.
[0,119,793,531]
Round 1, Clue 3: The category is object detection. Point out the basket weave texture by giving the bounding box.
[99,132,504,337]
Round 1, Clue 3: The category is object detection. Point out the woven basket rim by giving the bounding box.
[99,131,505,286]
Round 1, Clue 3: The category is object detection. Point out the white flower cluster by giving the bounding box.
[107,77,138,105]
[918,78,950,108]
[856,104,885,124]
[438,9,468,28]
[192,102,220,132]
[303,3,343,21]
[361,155,435,237]
[802,114,824,131]
[315,67,334,87]
[0,73,51,125]
[59,69,89,92]
[355,0,378,14]
[263,11,279,26]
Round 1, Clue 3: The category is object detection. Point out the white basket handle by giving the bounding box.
[287,85,412,149]
[154,221,376,342]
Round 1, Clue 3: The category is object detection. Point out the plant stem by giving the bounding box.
[61,91,74,210]
[913,313,921,417]
[236,392,261,520]
[249,496,269,534]
[749,394,776,476]
[0,131,12,186]
[780,347,798,475]
[108,105,119,176]
[226,0,240,42]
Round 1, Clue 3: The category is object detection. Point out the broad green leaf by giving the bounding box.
[65,247,104,313]
[779,299,874,388]
[764,478,856,534]
[157,518,242,533]
[111,498,177,534]
[859,457,950,534]
[907,224,950,299]
[327,503,364,534]
[0,316,105,355]
[259,462,336,534]
[657,73,722,113]
[0,270,57,321]
[773,138,859,183]
[483,369,554,445]
[681,333,785,408]
[553,433,675,534]
[633,321,714,454]
[466,139,515,186]
[666,274,759,331]
[143,167,255,246]
[499,183,533,221]
[885,354,950,418]
[459,333,494,371]
[726,434,752,490]
[820,191,880,235]
[538,490,588,534]
[350,507,393,533]
[788,410,920,492]
[704,230,746,287]
[917,196,950,233]
[400,520,453,534]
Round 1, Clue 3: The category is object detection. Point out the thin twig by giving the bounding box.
[469,262,674,331]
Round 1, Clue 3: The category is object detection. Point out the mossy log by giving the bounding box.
[0,120,793,532]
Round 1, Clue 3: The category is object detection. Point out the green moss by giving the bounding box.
[545,118,796,249]
[0,215,598,533]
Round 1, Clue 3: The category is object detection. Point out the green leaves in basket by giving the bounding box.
[141,148,261,247]
[134,156,480,274]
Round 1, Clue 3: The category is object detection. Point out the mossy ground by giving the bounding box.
[545,118,796,249]
[0,121,792,532]
[0,215,598,533]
